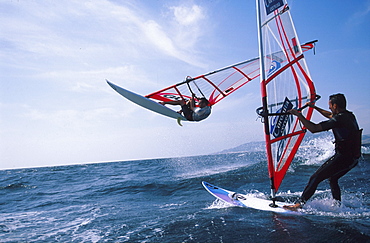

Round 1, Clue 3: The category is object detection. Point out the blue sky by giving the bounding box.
[1,0,369,170]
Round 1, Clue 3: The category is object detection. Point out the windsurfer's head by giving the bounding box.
[198,98,210,107]
[329,93,346,114]
[329,93,346,109]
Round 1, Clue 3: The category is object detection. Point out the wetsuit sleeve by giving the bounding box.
[319,117,337,131]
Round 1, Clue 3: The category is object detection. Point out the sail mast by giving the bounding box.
[256,0,277,205]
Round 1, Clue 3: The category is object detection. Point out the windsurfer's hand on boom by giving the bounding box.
[288,108,323,133]
[306,101,315,108]
[288,108,300,116]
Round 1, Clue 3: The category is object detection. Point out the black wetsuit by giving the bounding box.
[181,104,211,121]
[299,110,361,203]
[181,104,194,121]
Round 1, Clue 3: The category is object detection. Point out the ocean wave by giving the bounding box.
[0,183,35,190]
[1,148,369,242]
[0,205,105,242]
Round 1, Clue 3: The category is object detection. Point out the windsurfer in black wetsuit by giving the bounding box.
[159,95,211,122]
[284,93,362,210]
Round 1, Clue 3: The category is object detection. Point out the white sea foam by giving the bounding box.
[206,199,234,209]
[303,196,370,218]
[361,145,370,154]
[296,133,335,165]
[169,153,257,179]
[0,205,105,242]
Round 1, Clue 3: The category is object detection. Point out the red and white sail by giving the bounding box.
[145,41,316,109]
[256,0,318,201]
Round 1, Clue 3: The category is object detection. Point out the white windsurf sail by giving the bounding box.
[256,0,318,206]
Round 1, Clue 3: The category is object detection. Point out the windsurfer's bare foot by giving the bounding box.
[283,203,302,211]
[159,102,165,106]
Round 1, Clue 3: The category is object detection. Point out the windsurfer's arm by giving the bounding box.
[189,95,197,111]
[289,109,323,133]
[307,103,332,118]
[160,100,185,106]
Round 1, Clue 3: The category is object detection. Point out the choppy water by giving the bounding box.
[1,136,369,242]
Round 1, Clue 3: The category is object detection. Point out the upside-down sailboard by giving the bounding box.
[106,40,316,125]
[203,0,318,212]
[107,81,186,123]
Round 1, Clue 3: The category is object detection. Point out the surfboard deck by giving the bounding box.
[202,181,298,214]
[106,80,187,121]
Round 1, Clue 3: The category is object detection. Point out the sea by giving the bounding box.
[1,134,369,242]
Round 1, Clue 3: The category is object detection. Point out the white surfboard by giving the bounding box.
[202,181,299,214]
[107,80,188,122]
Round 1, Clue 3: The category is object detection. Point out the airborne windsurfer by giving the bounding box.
[284,93,361,210]
[159,95,211,122]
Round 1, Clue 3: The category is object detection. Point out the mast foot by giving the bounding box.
[269,201,278,208]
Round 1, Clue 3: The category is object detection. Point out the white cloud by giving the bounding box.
[140,20,180,58]
[167,3,208,53]
[171,4,205,26]
[1,0,209,75]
